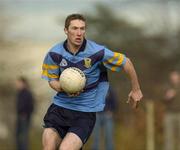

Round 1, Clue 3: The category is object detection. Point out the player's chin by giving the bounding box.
[74,40,83,46]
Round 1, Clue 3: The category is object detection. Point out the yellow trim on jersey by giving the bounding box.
[42,64,59,70]
[112,54,124,70]
[116,54,124,66]
[104,53,125,71]
[42,70,59,79]
[103,52,119,65]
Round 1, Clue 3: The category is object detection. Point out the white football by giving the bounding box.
[59,67,86,94]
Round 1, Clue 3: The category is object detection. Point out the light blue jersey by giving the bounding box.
[42,39,126,112]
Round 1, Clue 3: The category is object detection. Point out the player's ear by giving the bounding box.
[64,28,68,34]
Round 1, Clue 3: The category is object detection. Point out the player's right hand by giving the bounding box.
[127,89,143,109]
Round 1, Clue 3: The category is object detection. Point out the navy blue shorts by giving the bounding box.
[43,104,96,144]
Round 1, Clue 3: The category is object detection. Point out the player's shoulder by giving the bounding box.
[86,40,105,52]
[48,42,64,54]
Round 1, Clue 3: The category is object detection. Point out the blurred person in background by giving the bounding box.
[15,76,34,150]
[163,70,180,150]
[92,86,118,150]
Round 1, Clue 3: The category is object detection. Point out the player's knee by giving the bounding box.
[59,141,76,150]
[59,142,82,150]
[42,128,60,150]
[59,144,69,150]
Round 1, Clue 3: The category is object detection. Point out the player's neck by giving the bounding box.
[67,41,81,55]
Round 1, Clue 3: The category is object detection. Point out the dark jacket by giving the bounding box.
[104,88,117,112]
[16,88,34,117]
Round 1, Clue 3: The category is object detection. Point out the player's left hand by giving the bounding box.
[67,90,84,97]
[127,89,143,109]
[68,92,81,97]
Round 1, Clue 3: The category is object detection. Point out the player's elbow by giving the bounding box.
[123,57,133,71]
[126,57,131,64]
[124,57,130,67]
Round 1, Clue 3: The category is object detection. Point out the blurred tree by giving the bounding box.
[86,4,143,50]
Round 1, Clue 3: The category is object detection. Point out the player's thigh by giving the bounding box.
[59,132,83,150]
[42,128,62,150]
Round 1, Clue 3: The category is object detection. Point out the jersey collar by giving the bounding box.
[63,39,87,55]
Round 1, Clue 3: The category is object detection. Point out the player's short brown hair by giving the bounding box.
[64,14,86,29]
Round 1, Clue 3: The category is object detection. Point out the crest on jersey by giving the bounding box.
[60,58,68,67]
[84,58,92,68]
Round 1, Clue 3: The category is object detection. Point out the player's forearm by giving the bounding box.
[48,80,62,92]
[123,58,141,91]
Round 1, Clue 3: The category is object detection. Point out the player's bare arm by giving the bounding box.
[48,77,83,97]
[123,58,143,108]
[49,80,63,92]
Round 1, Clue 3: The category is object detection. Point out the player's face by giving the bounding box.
[64,19,86,47]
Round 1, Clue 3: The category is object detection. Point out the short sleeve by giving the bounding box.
[41,53,60,81]
[102,47,126,72]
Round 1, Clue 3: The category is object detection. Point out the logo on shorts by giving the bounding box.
[60,58,68,67]
[84,58,92,68]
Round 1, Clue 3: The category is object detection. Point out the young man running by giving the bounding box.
[41,13,143,150]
